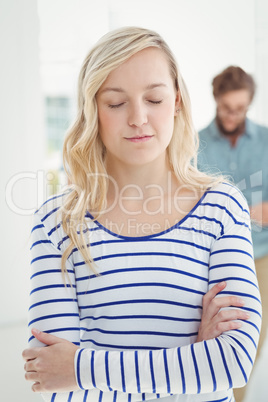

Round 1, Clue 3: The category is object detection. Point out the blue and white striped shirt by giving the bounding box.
[28,182,261,402]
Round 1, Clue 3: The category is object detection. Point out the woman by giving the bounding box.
[23,27,261,402]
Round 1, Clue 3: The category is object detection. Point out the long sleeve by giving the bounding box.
[74,187,261,396]
[28,207,80,402]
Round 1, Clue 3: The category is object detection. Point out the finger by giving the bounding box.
[217,309,250,323]
[32,382,41,393]
[24,360,36,373]
[22,347,39,361]
[25,371,39,382]
[31,328,66,346]
[205,295,245,319]
[203,282,226,307]
[213,295,245,309]
[215,320,243,335]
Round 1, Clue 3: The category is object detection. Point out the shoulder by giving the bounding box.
[203,182,251,237]
[247,118,268,139]
[205,181,250,217]
[32,191,70,246]
[34,191,68,223]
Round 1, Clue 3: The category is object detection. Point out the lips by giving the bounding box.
[125,135,153,143]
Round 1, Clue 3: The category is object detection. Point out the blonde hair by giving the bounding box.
[61,26,223,274]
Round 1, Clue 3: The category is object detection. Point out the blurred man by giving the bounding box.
[198,66,268,402]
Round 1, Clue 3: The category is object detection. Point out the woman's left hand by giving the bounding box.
[22,329,80,393]
[196,281,250,343]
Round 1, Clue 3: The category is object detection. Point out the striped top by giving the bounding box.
[28,182,261,402]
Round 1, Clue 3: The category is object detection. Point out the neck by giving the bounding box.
[105,154,176,198]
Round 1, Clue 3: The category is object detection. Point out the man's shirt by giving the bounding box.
[198,118,268,259]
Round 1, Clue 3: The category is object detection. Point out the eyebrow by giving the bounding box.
[99,83,167,94]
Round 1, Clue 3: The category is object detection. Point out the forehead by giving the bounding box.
[217,89,251,107]
[100,47,174,91]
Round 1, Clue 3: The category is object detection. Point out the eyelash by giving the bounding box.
[108,103,125,109]
[108,100,163,109]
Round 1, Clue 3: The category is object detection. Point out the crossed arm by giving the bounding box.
[23,281,250,394]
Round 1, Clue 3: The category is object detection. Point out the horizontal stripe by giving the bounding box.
[31,254,61,264]
[76,282,205,297]
[220,234,252,245]
[210,248,253,259]
[190,214,224,235]
[78,298,202,310]
[179,225,217,239]
[36,192,67,213]
[30,283,75,295]
[209,276,258,289]
[79,314,201,323]
[220,290,261,303]
[84,266,208,282]
[209,263,255,275]
[47,222,61,237]
[74,252,208,267]
[28,313,80,326]
[29,326,80,342]
[207,190,249,215]
[30,268,74,280]
[41,206,61,222]
[29,298,78,310]
[79,326,198,338]
[31,224,44,233]
[30,239,52,249]
[80,338,172,350]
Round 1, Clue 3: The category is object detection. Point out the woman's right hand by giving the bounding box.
[196,281,250,342]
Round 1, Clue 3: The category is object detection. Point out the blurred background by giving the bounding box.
[1,0,268,400]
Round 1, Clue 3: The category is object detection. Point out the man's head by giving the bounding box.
[212,66,256,135]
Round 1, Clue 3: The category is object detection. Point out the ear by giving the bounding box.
[174,90,181,116]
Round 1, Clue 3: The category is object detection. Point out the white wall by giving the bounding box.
[0,0,45,326]
[255,0,268,126]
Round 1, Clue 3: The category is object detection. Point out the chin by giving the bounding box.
[224,125,238,133]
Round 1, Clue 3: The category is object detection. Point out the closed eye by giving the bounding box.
[108,103,125,109]
[148,100,163,105]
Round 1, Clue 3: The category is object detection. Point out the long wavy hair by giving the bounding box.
[60,26,222,274]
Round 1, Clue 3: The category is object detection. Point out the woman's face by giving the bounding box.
[96,47,180,169]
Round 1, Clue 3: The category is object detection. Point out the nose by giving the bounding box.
[128,102,148,127]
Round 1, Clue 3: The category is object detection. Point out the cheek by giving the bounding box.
[152,104,175,132]
[98,110,120,142]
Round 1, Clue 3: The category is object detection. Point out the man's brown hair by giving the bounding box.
[212,66,256,100]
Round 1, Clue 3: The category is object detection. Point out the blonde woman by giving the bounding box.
[23,27,261,402]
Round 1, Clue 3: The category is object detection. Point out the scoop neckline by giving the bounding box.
[85,188,210,240]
